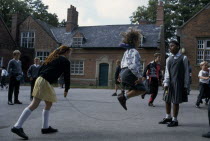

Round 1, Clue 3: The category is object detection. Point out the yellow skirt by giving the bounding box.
[32,77,57,103]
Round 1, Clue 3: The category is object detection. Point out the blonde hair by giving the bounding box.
[13,50,21,56]
[44,46,71,65]
[200,61,208,67]
[116,60,121,65]
[34,57,40,60]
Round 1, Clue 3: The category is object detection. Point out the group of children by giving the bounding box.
[6,28,210,139]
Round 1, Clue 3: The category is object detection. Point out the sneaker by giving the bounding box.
[148,103,155,107]
[167,121,178,127]
[42,126,58,134]
[11,127,28,140]
[117,94,127,110]
[14,100,22,104]
[112,93,117,96]
[159,118,172,124]
[202,132,210,138]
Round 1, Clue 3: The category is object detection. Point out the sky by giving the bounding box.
[42,0,149,26]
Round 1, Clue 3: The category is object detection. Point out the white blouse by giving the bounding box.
[121,48,142,78]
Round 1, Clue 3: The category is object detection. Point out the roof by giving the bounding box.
[178,3,210,29]
[51,24,161,48]
[0,15,17,47]
[34,18,59,43]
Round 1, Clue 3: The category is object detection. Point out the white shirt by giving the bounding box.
[198,70,209,84]
[121,48,142,78]
[1,69,8,76]
[163,53,189,88]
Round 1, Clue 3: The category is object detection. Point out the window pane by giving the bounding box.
[198,40,204,49]
[197,50,204,64]
[207,41,210,48]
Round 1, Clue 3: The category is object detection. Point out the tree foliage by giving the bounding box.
[0,0,59,28]
[130,0,210,40]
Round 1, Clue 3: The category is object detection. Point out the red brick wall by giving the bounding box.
[179,5,210,88]
[70,48,160,86]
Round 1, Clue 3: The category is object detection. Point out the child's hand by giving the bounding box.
[64,91,68,98]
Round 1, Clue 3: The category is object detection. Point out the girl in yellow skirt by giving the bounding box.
[11,46,71,140]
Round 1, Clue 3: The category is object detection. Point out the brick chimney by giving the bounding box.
[66,5,78,32]
[11,13,20,42]
[156,0,164,26]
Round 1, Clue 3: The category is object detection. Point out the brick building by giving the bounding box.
[10,1,165,86]
[177,3,210,88]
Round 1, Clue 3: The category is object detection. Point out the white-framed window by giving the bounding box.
[20,32,35,48]
[71,60,84,75]
[72,37,83,47]
[0,57,3,67]
[197,39,210,64]
[36,51,49,62]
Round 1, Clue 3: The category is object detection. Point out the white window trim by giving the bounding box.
[197,39,210,64]
[36,51,49,62]
[71,60,84,75]
[72,37,83,47]
[20,32,35,48]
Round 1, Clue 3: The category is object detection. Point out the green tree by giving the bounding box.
[130,0,210,40]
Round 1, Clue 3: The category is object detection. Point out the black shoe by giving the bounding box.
[14,100,22,104]
[202,132,210,138]
[117,94,127,110]
[42,126,58,134]
[159,118,172,124]
[11,127,28,140]
[112,93,117,96]
[195,104,200,108]
[148,103,155,107]
[8,101,14,105]
[141,94,145,99]
[167,121,178,127]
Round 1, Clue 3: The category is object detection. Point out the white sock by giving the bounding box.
[42,109,50,129]
[165,114,171,119]
[14,107,32,128]
[124,93,128,100]
[172,117,178,121]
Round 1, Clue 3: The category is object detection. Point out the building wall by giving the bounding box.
[70,48,160,86]
[179,5,210,88]
[19,16,59,54]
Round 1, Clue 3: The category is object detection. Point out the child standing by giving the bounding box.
[117,28,146,110]
[27,57,41,101]
[11,46,71,140]
[159,40,189,127]
[196,61,210,108]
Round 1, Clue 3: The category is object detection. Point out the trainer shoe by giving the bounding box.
[159,118,172,124]
[117,94,127,110]
[112,93,117,96]
[167,121,178,127]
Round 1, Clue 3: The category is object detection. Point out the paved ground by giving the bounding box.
[0,86,209,141]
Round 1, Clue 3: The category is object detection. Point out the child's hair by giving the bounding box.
[13,50,21,56]
[116,60,121,65]
[121,27,141,47]
[44,46,71,65]
[200,61,208,68]
[34,57,40,60]
[154,53,161,58]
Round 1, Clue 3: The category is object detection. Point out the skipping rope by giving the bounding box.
[65,97,144,122]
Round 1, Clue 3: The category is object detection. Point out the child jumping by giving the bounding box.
[117,27,146,110]
[11,46,71,140]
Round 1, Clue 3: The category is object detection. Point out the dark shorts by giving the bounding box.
[120,68,146,91]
